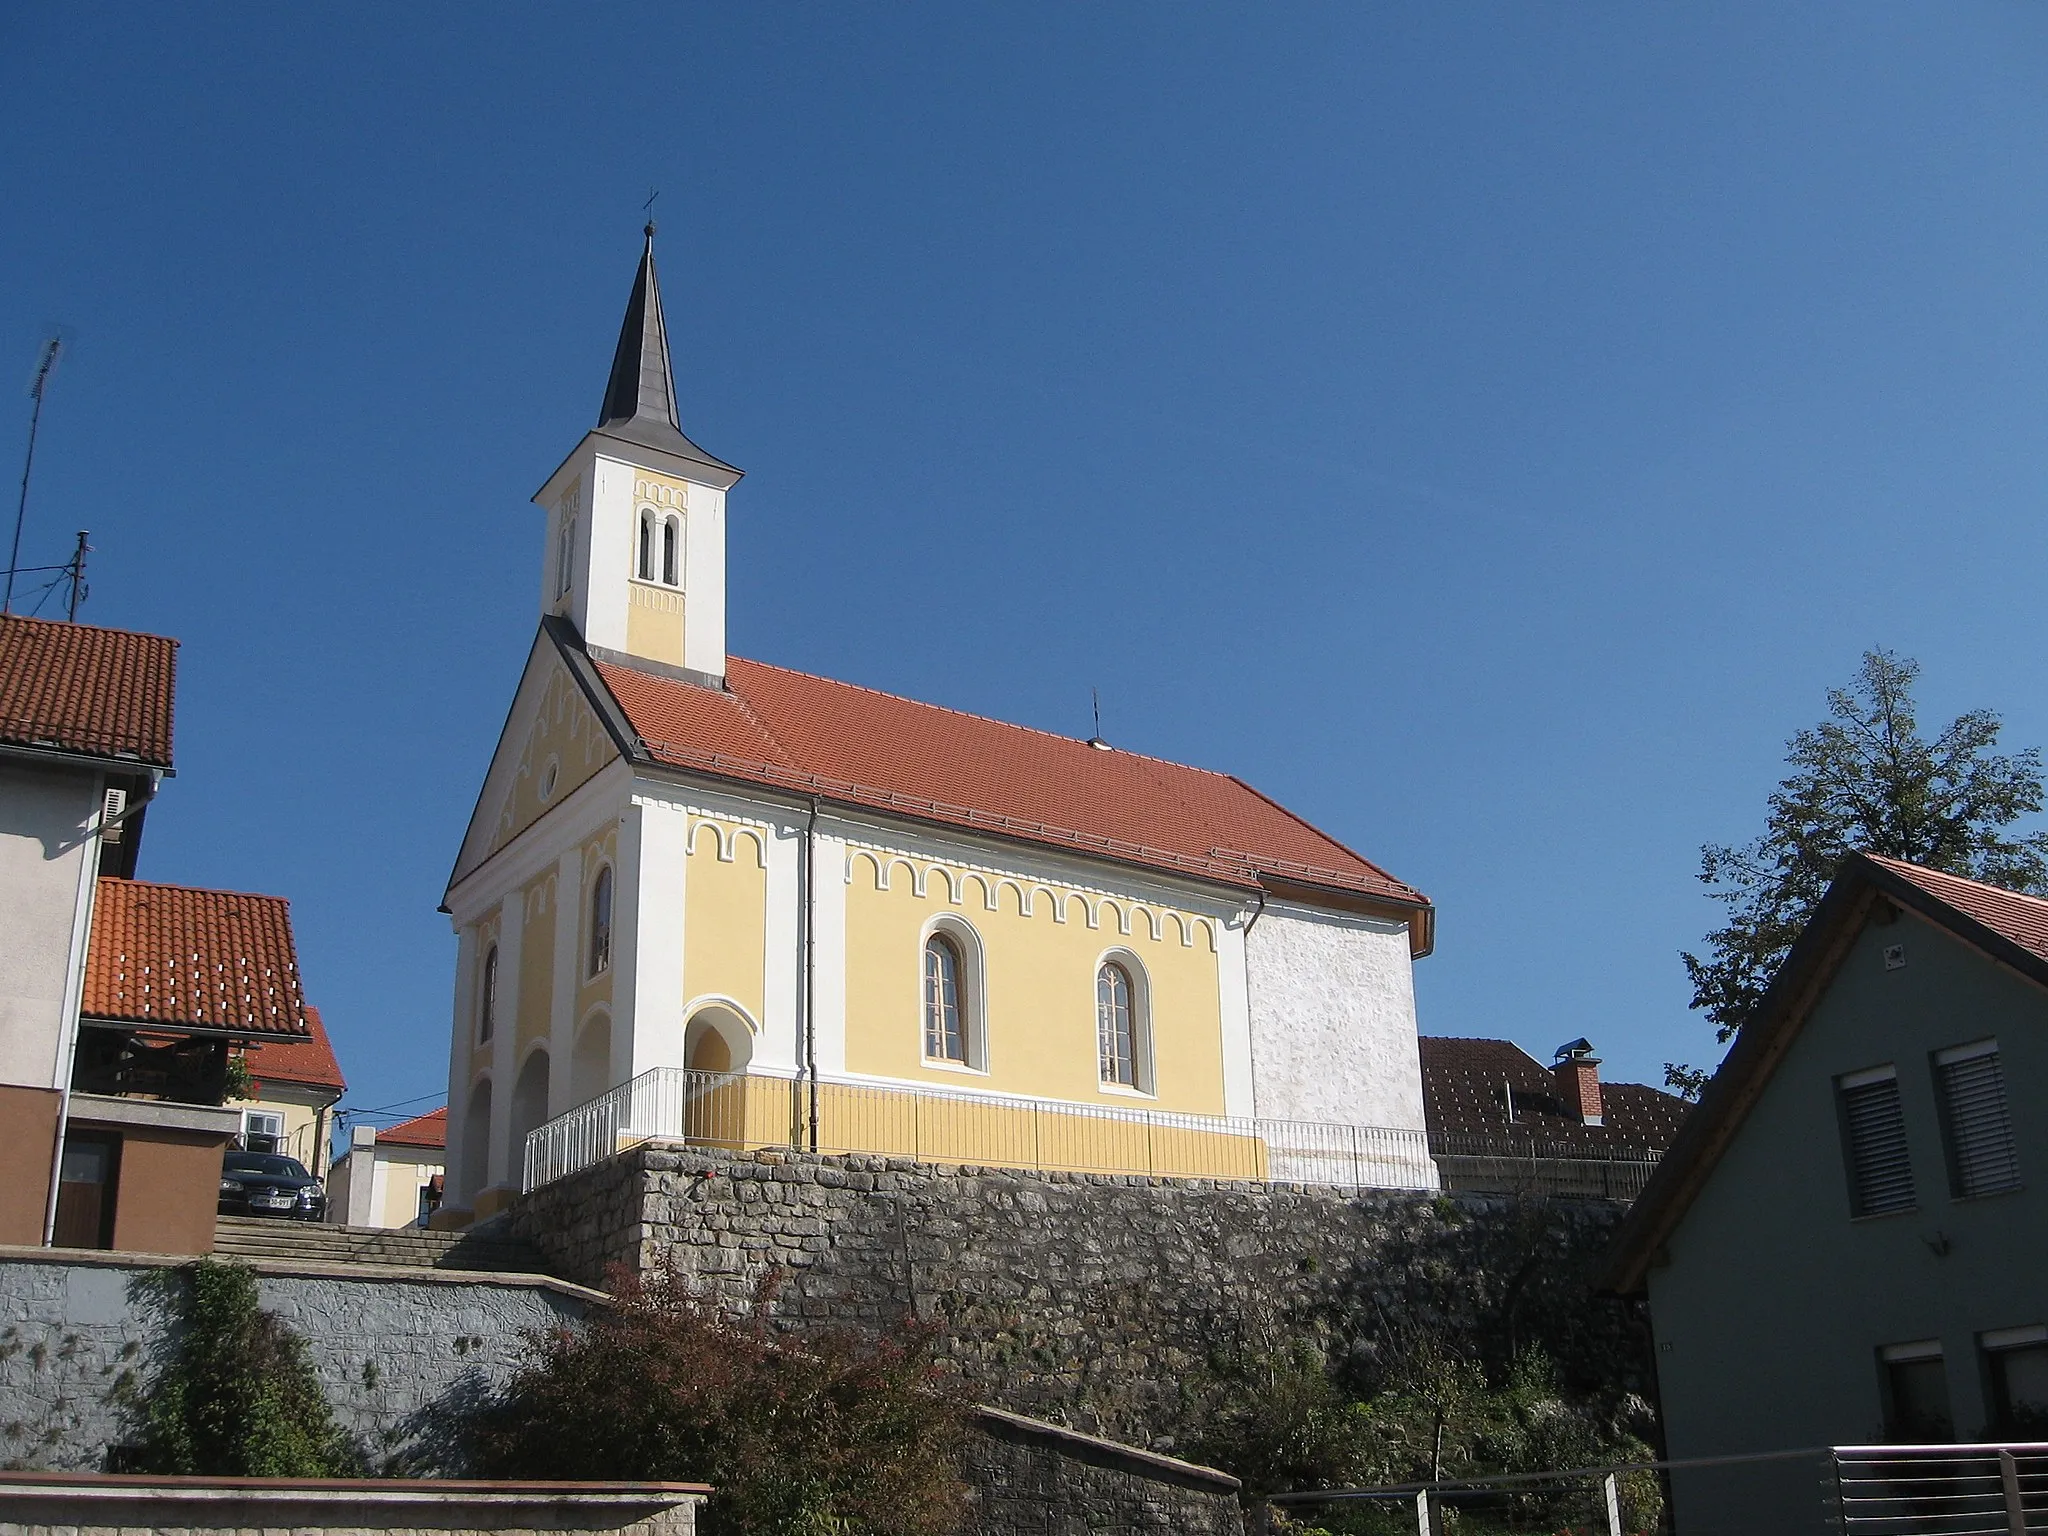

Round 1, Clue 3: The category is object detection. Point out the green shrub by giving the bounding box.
[460,1264,971,1536]
[128,1259,358,1476]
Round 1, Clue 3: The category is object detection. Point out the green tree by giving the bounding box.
[129,1259,358,1476]
[460,1265,970,1536]
[1674,649,2048,1082]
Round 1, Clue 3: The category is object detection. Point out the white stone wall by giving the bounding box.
[0,761,98,1089]
[1242,901,1427,1133]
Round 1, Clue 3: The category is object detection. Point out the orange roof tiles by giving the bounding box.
[1864,854,2048,963]
[244,1004,346,1095]
[592,652,1427,910]
[85,878,310,1037]
[0,614,176,767]
[379,1107,447,1151]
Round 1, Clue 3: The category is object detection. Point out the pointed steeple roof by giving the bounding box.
[595,224,739,476]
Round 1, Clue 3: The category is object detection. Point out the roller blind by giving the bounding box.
[1936,1043,2019,1198]
[1840,1072,1915,1216]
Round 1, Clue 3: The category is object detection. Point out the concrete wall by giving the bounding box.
[0,1086,60,1245]
[0,1252,592,1472]
[1242,901,1427,1132]
[1648,908,2048,1528]
[0,760,96,1089]
[105,1127,228,1256]
[0,1474,701,1536]
[510,1145,1649,1450]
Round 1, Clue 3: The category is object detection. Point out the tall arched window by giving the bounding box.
[637,511,655,580]
[923,934,966,1063]
[1097,961,1140,1087]
[589,865,614,977]
[478,943,499,1044]
[556,512,575,598]
[661,515,680,586]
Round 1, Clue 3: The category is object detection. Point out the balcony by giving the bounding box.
[522,1067,1442,1193]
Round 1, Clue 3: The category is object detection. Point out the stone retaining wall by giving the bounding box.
[508,1146,1648,1449]
[965,1407,1243,1536]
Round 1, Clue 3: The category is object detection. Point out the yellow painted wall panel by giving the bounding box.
[684,821,768,1023]
[517,874,557,1053]
[625,583,686,668]
[841,855,1226,1116]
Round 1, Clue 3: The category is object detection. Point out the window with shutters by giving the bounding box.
[1934,1039,2020,1198]
[1838,1065,1915,1217]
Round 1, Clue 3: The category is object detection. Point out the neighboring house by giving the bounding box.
[329,1107,445,1228]
[439,229,1438,1223]
[1419,1036,1688,1198]
[235,1004,346,1176]
[0,612,325,1254]
[1605,854,2048,1532]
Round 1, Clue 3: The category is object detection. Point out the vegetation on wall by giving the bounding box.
[1185,1335,1661,1535]
[124,1258,359,1475]
[1672,648,2048,1093]
[455,1264,971,1536]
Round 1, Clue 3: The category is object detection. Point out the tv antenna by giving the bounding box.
[1087,687,1111,751]
[5,336,63,616]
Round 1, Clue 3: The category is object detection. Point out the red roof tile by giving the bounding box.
[379,1107,447,1151]
[85,878,310,1037]
[0,614,176,767]
[592,652,1427,912]
[1864,855,2048,963]
[1419,1036,1690,1152]
[244,1004,346,1095]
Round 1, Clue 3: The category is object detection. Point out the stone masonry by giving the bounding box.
[509,1145,1649,1450]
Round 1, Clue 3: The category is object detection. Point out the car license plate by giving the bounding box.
[257,1194,293,1209]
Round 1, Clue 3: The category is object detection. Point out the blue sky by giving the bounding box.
[6,6,2048,1125]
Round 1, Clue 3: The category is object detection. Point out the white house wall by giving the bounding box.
[1243,901,1427,1132]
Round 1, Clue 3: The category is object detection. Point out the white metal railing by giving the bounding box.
[522,1066,1440,1194]
[1835,1442,2048,1533]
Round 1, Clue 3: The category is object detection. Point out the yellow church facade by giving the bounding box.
[440,228,1437,1222]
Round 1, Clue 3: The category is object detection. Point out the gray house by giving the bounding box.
[1606,853,2048,1530]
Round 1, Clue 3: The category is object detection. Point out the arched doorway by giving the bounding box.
[571,1011,611,1107]
[508,1049,551,1189]
[461,1077,492,1203]
[684,1004,753,1076]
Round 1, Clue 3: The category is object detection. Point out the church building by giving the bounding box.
[440,229,1437,1223]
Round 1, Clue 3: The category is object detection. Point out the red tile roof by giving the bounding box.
[0,614,176,767]
[1419,1037,1691,1153]
[85,878,310,1037]
[1864,854,2048,963]
[379,1106,447,1150]
[244,1004,346,1095]
[591,652,1428,915]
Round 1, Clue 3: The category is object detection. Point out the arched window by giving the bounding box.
[924,934,966,1063]
[637,511,655,581]
[661,515,680,586]
[1097,962,1138,1085]
[588,865,613,977]
[478,944,498,1044]
[556,512,575,598]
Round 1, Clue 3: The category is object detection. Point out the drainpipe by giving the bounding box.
[800,798,821,1152]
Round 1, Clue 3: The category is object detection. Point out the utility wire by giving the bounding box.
[6,338,62,616]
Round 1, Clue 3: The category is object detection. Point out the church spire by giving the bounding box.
[594,223,737,474]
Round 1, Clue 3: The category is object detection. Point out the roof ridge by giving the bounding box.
[101,875,292,905]
[1865,853,2048,904]
[0,612,180,647]
[729,654,1250,782]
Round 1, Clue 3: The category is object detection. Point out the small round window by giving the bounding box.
[538,758,560,802]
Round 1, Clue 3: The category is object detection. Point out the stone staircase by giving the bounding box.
[212,1215,554,1276]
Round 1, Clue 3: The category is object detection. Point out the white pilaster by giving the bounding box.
[442,924,479,1207]
[811,832,849,1077]
[681,484,726,679]
[757,816,803,1076]
[1216,910,1255,1121]
[622,797,691,1077]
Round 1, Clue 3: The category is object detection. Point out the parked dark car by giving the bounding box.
[218,1151,328,1221]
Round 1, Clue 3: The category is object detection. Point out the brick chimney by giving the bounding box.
[1552,1039,1604,1126]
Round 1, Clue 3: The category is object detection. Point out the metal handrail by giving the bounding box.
[522,1066,1442,1194]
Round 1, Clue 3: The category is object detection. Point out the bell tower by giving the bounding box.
[534,224,742,685]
